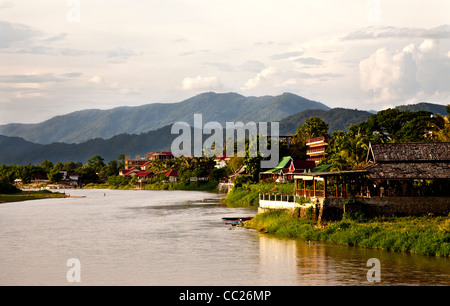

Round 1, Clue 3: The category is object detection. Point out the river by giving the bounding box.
[0,189,448,286]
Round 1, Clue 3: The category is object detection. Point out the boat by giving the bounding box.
[222,217,253,226]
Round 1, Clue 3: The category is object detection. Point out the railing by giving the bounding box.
[296,189,325,198]
[307,146,326,154]
[306,137,328,145]
[259,193,295,203]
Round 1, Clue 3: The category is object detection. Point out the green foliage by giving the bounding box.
[279,108,372,134]
[47,169,62,183]
[233,175,252,189]
[291,116,329,160]
[296,196,311,205]
[342,211,366,223]
[247,212,450,257]
[0,181,20,194]
[351,108,443,143]
[320,131,369,171]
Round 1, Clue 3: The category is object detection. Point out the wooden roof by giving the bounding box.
[365,162,450,180]
[365,142,450,179]
[367,142,450,163]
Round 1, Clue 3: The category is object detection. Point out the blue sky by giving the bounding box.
[1,0,450,124]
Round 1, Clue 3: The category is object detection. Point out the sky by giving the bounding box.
[1,0,450,124]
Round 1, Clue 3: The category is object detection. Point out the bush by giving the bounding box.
[343,211,366,222]
[0,181,20,194]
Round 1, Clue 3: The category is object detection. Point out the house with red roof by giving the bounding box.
[284,160,316,181]
[165,170,179,182]
[214,153,232,168]
[149,151,174,161]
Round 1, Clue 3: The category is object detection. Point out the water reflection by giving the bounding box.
[258,234,450,286]
[0,189,448,286]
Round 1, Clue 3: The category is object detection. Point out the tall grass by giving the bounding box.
[246,211,450,257]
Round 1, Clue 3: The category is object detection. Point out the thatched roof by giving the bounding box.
[365,142,450,179]
[365,162,450,179]
[367,142,450,163]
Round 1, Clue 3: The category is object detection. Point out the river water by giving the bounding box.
[0,189,448,286]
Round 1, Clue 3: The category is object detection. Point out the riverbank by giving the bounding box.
[222,182,294,207]
[246,210,450,257]
[83,180,220,192]
[0,190,67,204]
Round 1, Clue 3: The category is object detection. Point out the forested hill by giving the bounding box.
[0,92,329,144]
[395,103,447,115]
[279,108,372,134]
[0,125,178,165]
[0,107,373,165]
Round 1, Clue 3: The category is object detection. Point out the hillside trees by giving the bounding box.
[349,108,443,143]
[291,117,329,160]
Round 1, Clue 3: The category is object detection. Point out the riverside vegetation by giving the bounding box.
[224,181,450,257]
[0,181,66,204]
[245,209,450,257]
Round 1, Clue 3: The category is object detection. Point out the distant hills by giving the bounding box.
[0,92,447,165]
[0,125,178,165]
[395,102,447,115]
[0,92,329,144]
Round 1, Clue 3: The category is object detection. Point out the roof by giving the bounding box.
[295,170,367,178]
[141,161,152,167]
[150,151,173,156]
[136,171,152,177]
[273,156,292,169]
[263,168,283,174]
[165,170,178,177]
[364,162,450,179]
[364,142,450,179]
[310,164,332,172]
[261,156,293,174]
[214,152,232,161]
[367,142,450,163]
[229,165,250,177]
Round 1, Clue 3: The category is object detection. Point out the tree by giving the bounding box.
[243,135,261,182]
[296,116,329,141]
[18,164,37,184]
[87,155,105,173]
[291,117,329,160]
[320,131,369,171]
[353,109,442,143]
[101,160,119,177]
[228,157,244,173]
[40,160,53,173]
[47,169,62,183]
[64,161,77,172]
[118,154,126,170]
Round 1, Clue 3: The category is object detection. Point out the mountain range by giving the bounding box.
[0,92,447,165]
[0,92,330,145]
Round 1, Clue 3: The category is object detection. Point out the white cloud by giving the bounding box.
[343,25,450,41]
[241,67,276,90]
[0,1,14,9]
[89,76,102,83]
[181,76,222,91]
[276,79,297,88]
[359,39,450,104]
